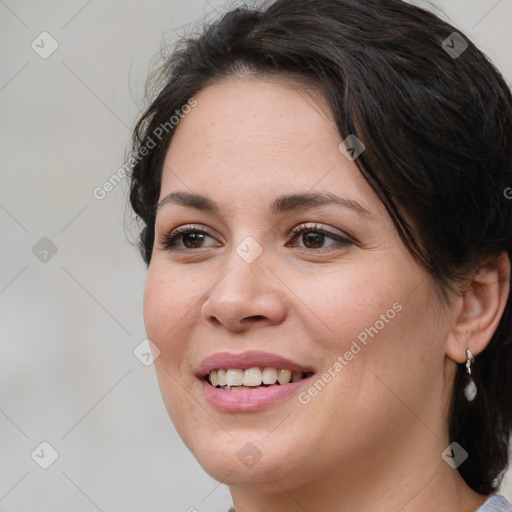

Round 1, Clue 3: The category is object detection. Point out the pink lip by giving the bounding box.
[199,375,315,412]
[195,351,316,412]
[196,350,316,377]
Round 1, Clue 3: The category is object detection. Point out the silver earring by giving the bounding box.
[464,349,477,401]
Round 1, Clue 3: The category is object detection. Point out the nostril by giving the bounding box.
[241,315,266,323]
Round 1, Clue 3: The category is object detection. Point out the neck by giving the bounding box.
[229,420,489,512]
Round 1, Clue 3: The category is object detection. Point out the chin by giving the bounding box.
[189,432,312,490]
[181,432,279,482]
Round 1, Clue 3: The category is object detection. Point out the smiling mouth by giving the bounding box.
[206,367,315,391]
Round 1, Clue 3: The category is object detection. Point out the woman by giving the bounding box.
[127,0,512,510]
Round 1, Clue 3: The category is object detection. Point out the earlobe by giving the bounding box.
[445,251,510,363]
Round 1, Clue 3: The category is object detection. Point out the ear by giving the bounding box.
[446,251,510,364]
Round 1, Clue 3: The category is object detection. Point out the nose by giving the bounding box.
[201,248,287,332]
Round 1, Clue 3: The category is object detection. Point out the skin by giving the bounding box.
[143,75,510,512]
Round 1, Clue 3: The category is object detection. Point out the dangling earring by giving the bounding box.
[464,349,477,401]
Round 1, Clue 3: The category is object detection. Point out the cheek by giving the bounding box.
[144,261,194,328]
[143,263,201,365]
[288,258,406,352]
[295,262,439,419]
[143,264,205,426]
[288,256,435,412]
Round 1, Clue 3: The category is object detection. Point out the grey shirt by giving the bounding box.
[477,495,512,512]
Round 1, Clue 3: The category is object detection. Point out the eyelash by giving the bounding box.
[159,223,353,253]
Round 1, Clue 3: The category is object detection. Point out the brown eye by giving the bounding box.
[159,225,218,251]
[302,231,325,249]
[288,223,353,252]
[181,232,206,249]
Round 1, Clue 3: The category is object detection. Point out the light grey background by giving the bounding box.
[1,1,511,510]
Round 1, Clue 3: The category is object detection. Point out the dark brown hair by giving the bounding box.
[127,0,512,494]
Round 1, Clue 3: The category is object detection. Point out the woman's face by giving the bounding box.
[143,77,455,492]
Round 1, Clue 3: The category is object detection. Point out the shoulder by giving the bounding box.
[477,495,512,512]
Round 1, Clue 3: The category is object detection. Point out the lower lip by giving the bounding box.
[199,376,314,412]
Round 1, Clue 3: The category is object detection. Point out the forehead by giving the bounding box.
[158,76,385,220]
[166,76,336,161]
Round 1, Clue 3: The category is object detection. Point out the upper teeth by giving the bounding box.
[208,367,305,387]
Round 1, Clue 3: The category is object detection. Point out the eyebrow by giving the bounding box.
[157,191,373,218]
